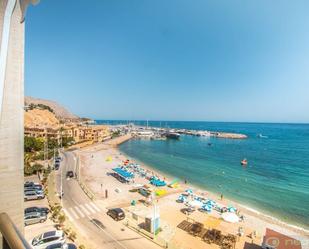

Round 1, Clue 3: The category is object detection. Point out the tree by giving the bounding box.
[32,163,43,173]
[24,136,44,152]
[111,131,120,138]
[48,138,58,150]
[62,137,74,147]
[24,136,35,152]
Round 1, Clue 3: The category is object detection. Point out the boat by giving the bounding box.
[164,131,180,139]
[241,159,248,166]
[258,134,268,138]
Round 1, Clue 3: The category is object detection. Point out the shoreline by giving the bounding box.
[116,138,309,238]
[77,135,308,248]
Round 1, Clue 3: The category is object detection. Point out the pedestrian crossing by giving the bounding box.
[63,202,102,221]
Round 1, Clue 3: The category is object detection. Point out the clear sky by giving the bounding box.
[25,0,309,123]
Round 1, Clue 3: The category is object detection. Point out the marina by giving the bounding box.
[109,123,248,140]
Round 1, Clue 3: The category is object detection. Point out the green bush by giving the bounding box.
[32,163,43,173]
[24,165,34,176]
[58,213,66,225]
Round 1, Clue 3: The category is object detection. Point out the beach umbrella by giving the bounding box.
[206,200,216,207]
[202,205,212,212]
[186,189,193,194]
[221,212,239,223]
[228,206,237,213]
[178,195,186,202]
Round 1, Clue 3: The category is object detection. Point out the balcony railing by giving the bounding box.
[0,213,31,249]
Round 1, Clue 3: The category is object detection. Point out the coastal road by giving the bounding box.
[55,151,161,249]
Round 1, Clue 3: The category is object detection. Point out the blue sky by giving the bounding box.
[25,0,309,123]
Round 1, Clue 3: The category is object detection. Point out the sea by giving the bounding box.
[97,120,309,230]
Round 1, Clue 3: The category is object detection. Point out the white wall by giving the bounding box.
[0,0,25,247]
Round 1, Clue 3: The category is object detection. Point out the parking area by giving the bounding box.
[24,175,55,243]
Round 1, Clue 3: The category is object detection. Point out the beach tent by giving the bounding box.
[221,212,239,223]
[106,156,112,162]
[188,200,203,208]
[150,178,166,187]
[112,167,134,180]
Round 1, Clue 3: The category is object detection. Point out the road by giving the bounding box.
[55,151,161,249]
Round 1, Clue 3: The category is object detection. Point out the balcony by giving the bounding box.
[0,213,31,249]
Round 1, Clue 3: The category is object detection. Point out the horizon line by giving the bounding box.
[91,119,309,125]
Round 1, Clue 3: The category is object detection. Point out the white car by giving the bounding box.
[45,242,77,249]
[24,190,45,201]
[31,231,65,249]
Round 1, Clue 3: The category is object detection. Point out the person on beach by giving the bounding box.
[220,193,223,200]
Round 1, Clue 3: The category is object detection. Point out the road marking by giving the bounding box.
[74,206,85,218]
[85,203,96,214]
[69,207,79,219]
[79,204,91,216]
[63,209,73,221]
[64,203,101,220]
[89,202,101,212]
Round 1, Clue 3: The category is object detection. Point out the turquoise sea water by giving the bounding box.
[99,121,309,230]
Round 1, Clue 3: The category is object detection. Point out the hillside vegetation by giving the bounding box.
[25,96,78,120]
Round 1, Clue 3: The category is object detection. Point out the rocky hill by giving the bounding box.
[24,108,60,128]
[25,96,79,120]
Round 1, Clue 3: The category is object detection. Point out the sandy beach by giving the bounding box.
[74,135,309,249]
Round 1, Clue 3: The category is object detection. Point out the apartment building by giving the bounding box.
[63,125,110,143]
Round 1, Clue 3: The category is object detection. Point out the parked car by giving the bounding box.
[24,186,43,193]
[107,208,125,221]
[24,181,35,188]
[25,188,44,195]
[25,206,49,215]
[45,242,77,249]
[66,171,74,178]
[24,190,45,201]
[24,212,47,226]
[33,183,43,190]
[31,231,65,249]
